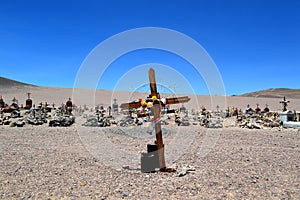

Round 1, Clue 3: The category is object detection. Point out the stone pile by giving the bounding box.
[26,109,49,126]
[0,110,25,127]
[175,115,190,126]
[49,107,75,127]
[0,96,78,128]
[196,115,223,128]
[0,108,49,127]
[119,116,143,127]
[3,116,26,127]
[206,117,223,128]
[82,106,118,127]
[236,113,281,129]
[190,110,223,128]
[82,116,98,127]
[10,110,21,118]
[49,115,75,127]
[170,163,196,177]
[82,115,112,127]
[0,105,76,127]
[10,119,26,127]
[175,112,190,126]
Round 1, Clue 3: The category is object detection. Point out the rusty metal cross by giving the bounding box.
[120,68,190,171]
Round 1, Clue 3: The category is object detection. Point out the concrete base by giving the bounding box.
[283,121,300,128]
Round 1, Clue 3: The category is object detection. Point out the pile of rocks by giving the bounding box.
[0,115,12,126]
[119,116,143,127]
[26,109,49,126]
[0,108,49,127]
[82,115,112,127]
[196,115,223,128]
[0,105,76,127]
[175,112,190,126]
[10,119,26,127]
[49,115,75,127]
[206,117,223,128]
[82,116,99,127]
[170,163,196,177]
[175,116,190,126]
[10,110,21,118]
[239,120,263,129]
[0,110,25,127]
[190,110,223,128]
[49,107,75,127]
[236,113,281,129]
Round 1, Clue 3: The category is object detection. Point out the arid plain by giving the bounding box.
[1,83,300,199]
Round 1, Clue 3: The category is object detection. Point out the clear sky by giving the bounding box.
[0,0,299,95]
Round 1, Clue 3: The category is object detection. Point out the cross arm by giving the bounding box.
[119,101,142,110]
[165,96,190,105]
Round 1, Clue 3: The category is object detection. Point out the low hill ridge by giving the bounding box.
[1,76,299,99]
[0,76,36,88]
[240,88,300,99]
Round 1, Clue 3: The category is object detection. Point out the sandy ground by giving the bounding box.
[1,123,299,199]
[1,86,300,111]
[0,87,300,199]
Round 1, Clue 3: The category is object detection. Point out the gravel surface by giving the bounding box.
[0,118,300,199]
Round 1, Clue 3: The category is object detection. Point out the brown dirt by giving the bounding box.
[0,86,300,199]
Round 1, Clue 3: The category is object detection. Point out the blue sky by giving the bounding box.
[0,0,299,95]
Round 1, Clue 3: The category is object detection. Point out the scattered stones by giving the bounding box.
[207,118,223,128]
[49,115,75,127]
[192,111,223,128]
[9,119,26,127]
[177,117,190,126]
[237,113,282,129]
[82,116,111,127]
[119,116,136,127]
[82,117,99,127]
[10,110,21,118]
[170,164,196,177]
[26,109,49,125]
[82,108,114,127]
[0,103,75,127]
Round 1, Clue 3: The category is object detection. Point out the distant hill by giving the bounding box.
[1,76,300,100]
[240,88,300,99]
[0,76,37,88]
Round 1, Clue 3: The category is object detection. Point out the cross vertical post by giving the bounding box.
[148,68,166,171]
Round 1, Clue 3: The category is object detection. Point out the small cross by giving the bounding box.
[280,96,290,112]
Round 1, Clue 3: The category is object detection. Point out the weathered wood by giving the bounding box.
[120,67,190,172]
[120,101,141,109]
[166,96,190,105]
[149,68,160,99]
[149,68,165,170]
[153,99,166,171]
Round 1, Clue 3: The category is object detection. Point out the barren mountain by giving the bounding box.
[0,76,36,88]
[240,88,300,99]
[1,77,300,111]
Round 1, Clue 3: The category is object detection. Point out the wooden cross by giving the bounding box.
[120,68,190,171]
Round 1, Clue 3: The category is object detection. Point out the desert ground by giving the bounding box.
[2,85,300,111]
[0,86,300,199]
